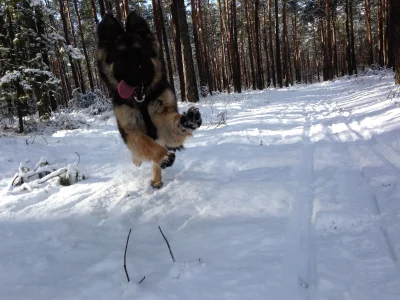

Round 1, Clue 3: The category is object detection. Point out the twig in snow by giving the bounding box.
[41,135,48,145]
[124,229,132,282]
[75,152,80,165]
[31,132,38,144]
[158,226,175,262]
[11,173,21,187]
[138,276,146,284]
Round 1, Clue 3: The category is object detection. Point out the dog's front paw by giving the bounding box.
[180,107,202,131]
[151,180,163,189]
[160,152,175,169]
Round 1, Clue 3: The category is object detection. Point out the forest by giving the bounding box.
[0,0,399,132]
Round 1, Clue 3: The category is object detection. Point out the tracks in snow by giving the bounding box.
[281,102,317,300]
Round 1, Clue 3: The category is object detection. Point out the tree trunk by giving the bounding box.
[263,5,271,87]
[123,0,129,18]
[191,0,207,96]
[66,0,86,94]
[345,0,352,75]
[98,0,106,17]
[158,0,175,93]
[90,0,99,24]
[114,0,122,21]
[392,0,400,84]
[175,0,199,102]
[254,0,263,89]
[170,0,186,101]
[201,0,214,94]
[268,0,276,87]
[231,0,242,92]
[218,0,229,92]
[244,0,256,89]
[35,7,56,114]
[152,0,164,50]
[326,0,333,79]
[58,0,80,92]
[73,0,95,91]
[349,0,357,74]
[275,0,282,87]
[364,0,373,65]
[282,0,289,86]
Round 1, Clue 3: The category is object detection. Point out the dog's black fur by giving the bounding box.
[96,12,201,188]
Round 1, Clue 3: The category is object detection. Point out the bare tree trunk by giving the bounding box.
[263,5,271,87]
[291,11,301,83]
[73,0,95,91]
[268,0,276,87]
[65,0,86,94]
[123,0,129,18]
[349,0,357,74]
[90,0,99,24]
[158,0,175,93]
[254,0,263,89]
[274,0,282,87]
[364,0,373,65]
[152,0,164,49]
[98,0,106,17]
[326,0,333,79]
[332,7,339,77]
[58,0,80,92]
[282,0,289,87]
[218,0,229,92]
[35,7,56,113]
[170,0,186,101]
[202,0,214,94]
[392,0,400,84]
[244,0,256,89]
[175,0,199,102]
[114,0,122,21]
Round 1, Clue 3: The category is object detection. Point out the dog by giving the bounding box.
[96,12,202,188]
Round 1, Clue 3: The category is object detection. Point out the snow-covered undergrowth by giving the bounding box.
[1,71,400,299]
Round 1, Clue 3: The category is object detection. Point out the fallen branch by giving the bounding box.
[75,152,80,165]
[138,276,146,284]
[124,229,132,282]
[158,226,175,262]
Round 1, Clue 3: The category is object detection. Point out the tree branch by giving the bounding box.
[124,228,132,282]
[158,226,175,262]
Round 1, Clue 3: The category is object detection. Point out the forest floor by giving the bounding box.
[1,70,400,299]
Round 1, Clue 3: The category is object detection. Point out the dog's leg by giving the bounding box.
[151,163,163,189]
[125,130,175,168]
[132,156,142,167]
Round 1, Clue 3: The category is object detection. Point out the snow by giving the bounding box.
[67,45,85,60]
[1,72,400,299]
[0,70,21,85]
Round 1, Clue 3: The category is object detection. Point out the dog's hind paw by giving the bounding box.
[180,107,202,131]
[160,152,175,169]
[151,180,163,189]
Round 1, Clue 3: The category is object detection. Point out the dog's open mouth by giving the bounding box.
[118,80,145,102]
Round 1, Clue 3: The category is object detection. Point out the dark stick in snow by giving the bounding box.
[124,228,131,282]
[75,152,80,165]
[158,226,175,262]
[138,276,146,284]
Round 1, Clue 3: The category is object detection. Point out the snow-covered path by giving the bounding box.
[1,73,400,299]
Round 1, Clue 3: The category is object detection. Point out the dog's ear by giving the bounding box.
[125,11,151,35]
[97,13,124,43]
[125,11,159,56]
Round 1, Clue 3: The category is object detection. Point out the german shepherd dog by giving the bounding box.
[97,12,202,188]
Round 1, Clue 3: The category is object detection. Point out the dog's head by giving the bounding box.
[97,12,161,102]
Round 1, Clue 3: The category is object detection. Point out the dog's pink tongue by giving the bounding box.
[118,80,136,99]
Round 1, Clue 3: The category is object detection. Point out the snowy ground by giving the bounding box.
[1,72,400,300]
